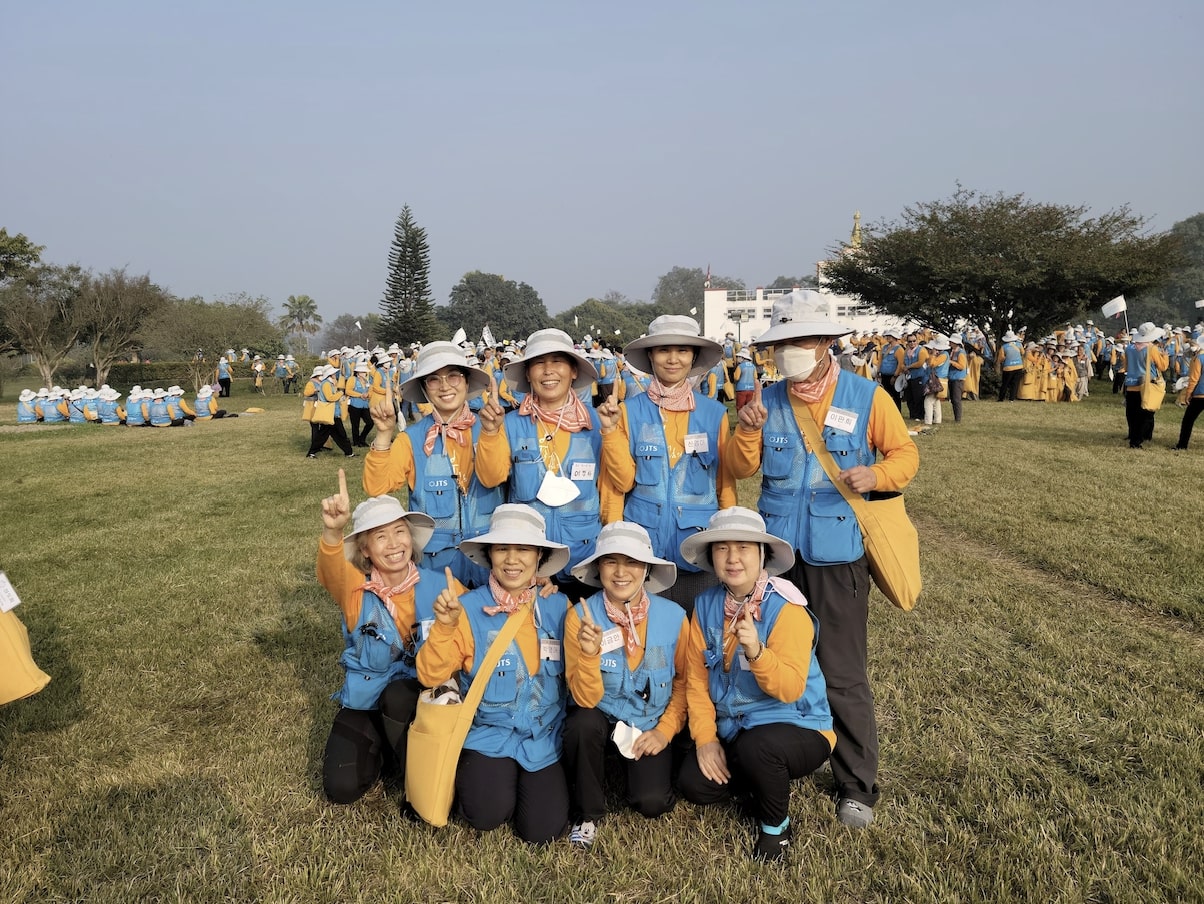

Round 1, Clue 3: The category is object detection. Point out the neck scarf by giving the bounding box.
[423,403,476,456]
[602,588,650,655]
[723,569,770,629]
[646,378,695,412]
[482,573,535,616]
[360,564,421,624]
[518,392,592,433]
[788,352,840,404]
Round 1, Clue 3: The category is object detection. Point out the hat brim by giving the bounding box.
[459,531,570,577]
[679,527,794,576]
[623,335,723,379]
[343,510,436,563]
[753,319,853,348]
[569,541,678,594]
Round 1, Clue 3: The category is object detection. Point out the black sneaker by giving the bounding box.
[752,825,792,862]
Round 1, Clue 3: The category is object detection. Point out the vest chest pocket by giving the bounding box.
[645,665,673,710]
[422,475,457,518]
[682,452,713,496]
[633,443,665,486]
[511,442,543,501]
[762,438,794,479]
[806,492,862,564]
[482,659,516,704]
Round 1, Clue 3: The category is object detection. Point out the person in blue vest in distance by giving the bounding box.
[562,521,688,849]
[97,387,123,425]
[67,388,88,424]
[149,388,173,427]
[733,348,758,411]
[597,314,737,610]
[675,507,835,862]
[996,329,1025,401]
[594,348,618,406]
[476,328,605,601]
[317,468,459,805]
[17,389,39,423]
[728,289,919,831]
[417,504,572,844]
[364,341,502,589]
[167,386,188,426]
[124,388,148,426]
[877,329,905,410]
[215,355,233,397]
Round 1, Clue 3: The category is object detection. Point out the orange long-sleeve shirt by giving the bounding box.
[362,425,477,498]
[728,381,918,493]
[683,601,836,750]
[563,603,690,741]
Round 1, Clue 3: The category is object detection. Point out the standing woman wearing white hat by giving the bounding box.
[676,507,834,861]
[416,504,572,844]
[729,290,918,829]
[1124,323,1170,449]
[318,469,459,804]
[1173,341,1204,450]
[922,335,950,426]
[476,329,607,597]
[996,329,1025,401]
[306,366,355,458]
[364,341,503,589]
[561,521,689,848]
[597,315,737,610]
[345,359,374,448]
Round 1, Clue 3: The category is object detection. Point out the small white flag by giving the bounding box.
[355,320,362,330]
[1195,299,1204,309]
[451,327,467,345]
[689,306,697,315]
[574,314,579,327]
[1101,295,1127,319]
[614,328,621,335]
[482,324,495,347]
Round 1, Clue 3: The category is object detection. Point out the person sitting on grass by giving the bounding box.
[317,469,460,806]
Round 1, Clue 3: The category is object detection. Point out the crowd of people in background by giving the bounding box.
[15,383,233,426]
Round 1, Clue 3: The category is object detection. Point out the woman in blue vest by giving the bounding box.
[318,469,454,805]
[733,348,757,410]
[346,360,374,447]
[561,521,687,848]
[877,329,904,410]
[17,389,38,424]
[1125,322,1171,449]
[417,504,571,844]
[1174,340,1204,450]
[364,341,502,588]
[676,507,834,862]
[598,315,736,610]
[946,334,969,423]
[476,329,604,600]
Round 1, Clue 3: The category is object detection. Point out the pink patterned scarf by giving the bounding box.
[646,378,695,412]
[482,573,536,616]
[788,352,840,404]
[518,392,593,433]
[359,564,421,625]
[603,589,651,655]
[423,403,476,456]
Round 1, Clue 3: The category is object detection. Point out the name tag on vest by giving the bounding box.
[600,627,625,654]
[540,638,561,661]
[824,407,858,433]
[684,433,709,454]
[570,461,596,481]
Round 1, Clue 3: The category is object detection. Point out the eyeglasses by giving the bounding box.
[424,371,466,389]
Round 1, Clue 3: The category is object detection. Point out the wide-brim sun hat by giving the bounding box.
[504,328,598,393]
[570,521,677,594]
[399,340,490,405]
[949,333,963,345]
[883,329,902,340]
[751,289,853,348]
[1001,330,1019,342]
[458,504,570,577]
[622,315,723,378]
[929,335,951,351]
[1132,322,1165,344]
[343,496,436,564]
[679,507,795,576]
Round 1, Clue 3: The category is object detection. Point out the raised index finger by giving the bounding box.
[444,566,457,595]
[385,377,394,407]
[488,370,498,402]
[337,467,348,499]
[754,374,763,406]
[579,600,595,626]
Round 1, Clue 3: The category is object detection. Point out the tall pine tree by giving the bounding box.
[379,205,442,345]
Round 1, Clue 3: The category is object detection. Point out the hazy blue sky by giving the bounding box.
[4,1,1201,322]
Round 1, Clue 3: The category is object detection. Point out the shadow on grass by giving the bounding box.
[0,603,84,755]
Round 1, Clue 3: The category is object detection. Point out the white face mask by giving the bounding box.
[775,344,822,381]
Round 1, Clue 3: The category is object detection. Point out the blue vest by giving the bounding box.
[903,346,923,380]
[348,376,370,408]
[42,402,66,423]
[403,417,504,588]
[335,575,442,710]
[1124,345,1151,388]
[1002,341,1023,369]
[622,392,725,571]
[457,588,568,771]
[948,350,968,381]
[17,400,38,423]
[166,396,183,420]
[757,374,876,566]
[275,362,288,378]
[929,352,950,379]
[575,593,685,731]
[194,396,212,420]
[597,359,616,385]
[621,370,644,396]
[878,343,901,375]
[502,409,603,575]
[68,400,88,424]
[734,361,756,391]
[84,398,99,420]
[98,398,121,424]
[694,583,831,741]
[705,362,726,399]
[126,400,147,426]
[218,360,230,379]
[149,398,171,426]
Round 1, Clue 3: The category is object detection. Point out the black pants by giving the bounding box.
[322,678,421,804]
[349,406,373,446]
[784,554,879,807]
[904,378,924,420]
[678,723,831,827]
[948,378,964,423]
[879,372,902,410]
[1175,397,1204,449]
[1112,371,1126,394]
[563,707,675,822]
[1125,389,1154,448]
[455,750,569,844]
[998,369,1022,401]
[307,419,353,456]
[218,378,231,398]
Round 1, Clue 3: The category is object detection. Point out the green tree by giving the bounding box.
[0,264,89,385]
[551,294,656,345]
[1134,212,1204,325]
[278,294,323,352]
[320,313,383,352]
[78,267,169,386]
[766,274,818,289]
[379,205,441,346]
[652,266,744,315]
[438,272,551,344]
[0,228,44,283]
[821,187,1184,348]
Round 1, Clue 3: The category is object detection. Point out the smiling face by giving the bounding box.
[422,366,469,418]
[488,544,540,594]
[358,518,415,584]
[648,345,698,387]
[709,540,764,599]
[526,353,578,408]
[597,553,648,605]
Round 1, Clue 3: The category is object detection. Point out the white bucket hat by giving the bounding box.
[948,333,963,345]
[19,389,35,402]
[1132,322,1165,344]
[928,335,951,351]
[504,329,598,393]
[400,340,490,404]
[1001,330,1020,342]
[679,507,795,576]
[570,522,677,594]
[623,315,723,378]
[458,504,570,577]
[343,496,435,565]
[751,289,853,348]
[197,385,213,398]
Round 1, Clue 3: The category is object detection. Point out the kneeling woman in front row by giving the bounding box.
[676,507,835,862]
[561,521,689,848]
[417,504,572,844]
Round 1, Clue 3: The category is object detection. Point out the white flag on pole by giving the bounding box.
[574,314,579,327]
[1195,299,1204,309]
[1101,295,1127,319]
[482,324,495,347]
[451,327,467,346]
[354,320,362,330]
[689,306,697,315]
[614,328,621,335]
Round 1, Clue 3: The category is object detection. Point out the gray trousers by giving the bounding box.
[782,554,879,807]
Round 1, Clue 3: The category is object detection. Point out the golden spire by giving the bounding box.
[851,211,862,249]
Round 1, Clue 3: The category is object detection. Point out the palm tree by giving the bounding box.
[279,294,323,351]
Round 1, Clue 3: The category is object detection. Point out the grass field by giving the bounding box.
[1,384,1202,903]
